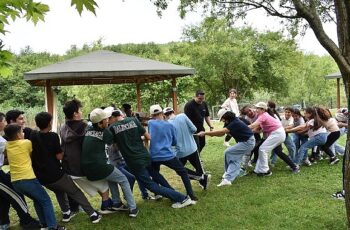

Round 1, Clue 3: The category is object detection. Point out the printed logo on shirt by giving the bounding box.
[112,121,137,134]
[85,130,104,140]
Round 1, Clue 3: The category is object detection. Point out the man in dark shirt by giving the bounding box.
[184,90,214,154]
[5,110,32,139]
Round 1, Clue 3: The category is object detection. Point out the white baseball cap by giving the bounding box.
[150,104,163,115]
[254,102,268,110]
[217,108,229,121]
[90,108,112,124]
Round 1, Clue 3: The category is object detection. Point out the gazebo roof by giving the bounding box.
[325,71,341,79]
[24,50,195,86]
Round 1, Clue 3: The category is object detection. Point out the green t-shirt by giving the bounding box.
[81,126,114,181]
[109,117,150,171]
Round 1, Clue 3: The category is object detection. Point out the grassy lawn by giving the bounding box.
[9,122,347,229]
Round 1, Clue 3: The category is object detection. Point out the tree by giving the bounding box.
[152,0,350,223]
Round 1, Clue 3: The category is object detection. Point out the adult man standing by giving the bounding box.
[184,90,214,154]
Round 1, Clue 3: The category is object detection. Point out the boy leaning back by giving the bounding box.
[4,124,65,230]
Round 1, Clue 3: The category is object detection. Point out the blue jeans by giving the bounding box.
[271,134,296,164]
[224,136,255,182]
[131,166,186,203]
[12,179,56,228]
[151,157,194,197]
[293,133,308,151]
[106,168,136,210]
[330,127,347,155]
[296,133,327,165]
[117,164,149,198]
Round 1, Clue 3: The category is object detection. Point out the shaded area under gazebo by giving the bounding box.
[325,71,341,109]
[24,50,195,114]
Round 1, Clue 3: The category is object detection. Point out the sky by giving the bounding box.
[2,0,337,56]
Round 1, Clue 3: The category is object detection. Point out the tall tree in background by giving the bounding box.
[152,0,350,222]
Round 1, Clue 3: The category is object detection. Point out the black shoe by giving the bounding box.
[48,225,66,230]
[199,174,210,190]
[129,208,139,218]
[256,170,272,177]
[62,210,78,223]
[330,157,340,165]
[90,212,102,224]
[112,202,129,211]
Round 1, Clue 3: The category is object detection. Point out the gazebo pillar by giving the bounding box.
[171,77,178,113]
[136,83,142,112]
[45,80,58,131]
[336,78,340,109]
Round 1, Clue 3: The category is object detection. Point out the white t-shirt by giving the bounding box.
[281,116,294,128]
[0,136,6,167]
[307,119,327,138]
[221,98,240,116]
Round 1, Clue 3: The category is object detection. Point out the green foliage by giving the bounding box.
[71,0,98,15]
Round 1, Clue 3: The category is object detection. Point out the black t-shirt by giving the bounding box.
[184,99,210,132]
[30,131,64,185]
[224,117,254,142]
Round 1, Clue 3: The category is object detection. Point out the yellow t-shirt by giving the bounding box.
[6,139,36,182]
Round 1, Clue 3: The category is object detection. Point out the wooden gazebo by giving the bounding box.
[325,71,341,109]
[24,50,195,116]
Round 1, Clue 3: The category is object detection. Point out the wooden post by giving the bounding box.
[337,78,340,109]
[136,83,141,112]
[45,81,58,131]
[172,77,178,113]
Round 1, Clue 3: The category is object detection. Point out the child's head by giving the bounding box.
[63,99,82,120]
[5,110,26,127]
[304,107,316,119]
[4,124,23,141]
[35,112,53,131]
[0,112,6,132]
[284,107,293,119]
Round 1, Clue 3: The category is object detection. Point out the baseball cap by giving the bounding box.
[90,108,112,124]
[217,108,229,121]
[163,107,174,115]
[150,104,163,115]
[254,102,268,110]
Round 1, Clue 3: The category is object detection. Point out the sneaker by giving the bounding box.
[100,204,117,214]
[223,141,230,147]
[112,202,129,211]
[292,166,300,174]
[332,190,345,200]
[302,159,312,167]
[171,196,193,209]
[90,212,102,224]
[62,210,77,223]
[189,195,198,204]
[217,179,232,187]
[238,168,248,177]
[199,174,210,190]
[154,195,163,200]
[129,208,139,218]
[330,157,340,165]
[256,170,272,177]
[142,195,156,200]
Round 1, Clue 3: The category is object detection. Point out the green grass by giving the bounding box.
[9,123,348,229]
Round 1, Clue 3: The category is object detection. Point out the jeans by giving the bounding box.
[293,133,308,151]
[12,179,56,228]
[117,164,149,198]
[152,157,194,197]
[106,167,136,209]
[131,166,186,203]
[295,133,327,165]
[224,136,255,182]
[330,127,347,155]
[255,127,286,173]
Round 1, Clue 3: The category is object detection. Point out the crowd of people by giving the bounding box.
[0,89,347,230]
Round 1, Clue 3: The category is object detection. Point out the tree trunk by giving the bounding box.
[344,71,350,225]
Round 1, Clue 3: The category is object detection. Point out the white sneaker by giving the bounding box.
[223,141,230,147]
[171,196,193,209]
[217,179,232,187]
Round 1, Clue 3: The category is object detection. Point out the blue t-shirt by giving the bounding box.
[148,119,177,161]
[225,117,254,142]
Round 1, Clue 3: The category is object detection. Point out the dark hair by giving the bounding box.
[284,107,294,113]
[0,112,5,122]
[304,107,321,131]
[229,88,237,94]
[63,99,82,119]
[5,110,24,124]
[240,105,253,116]
[221,111,236,123]
[111,110,122,117]
[267,101,281,121]
[35,112,52,130]
[315,107,331,121]
[195,89,205,96]
[164,110,174,116]
[122,103,131,110]
[4,124,22,141]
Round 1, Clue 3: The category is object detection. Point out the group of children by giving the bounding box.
[0,97,347,229]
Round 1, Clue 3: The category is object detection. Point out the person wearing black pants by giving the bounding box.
[0,170,40,229]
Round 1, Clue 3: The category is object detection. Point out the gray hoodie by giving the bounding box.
[60,120,87,177]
